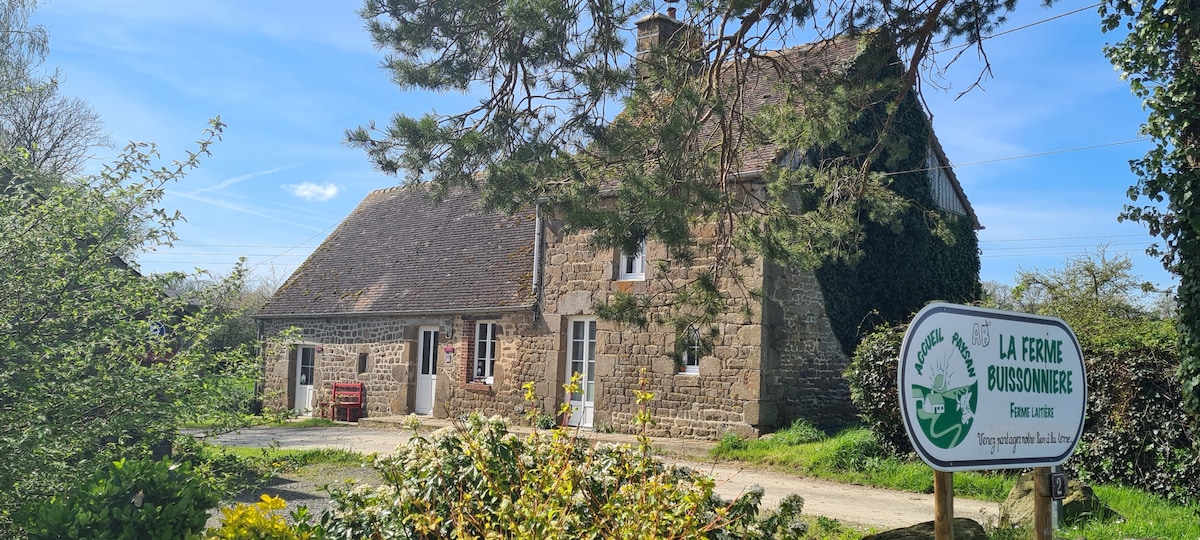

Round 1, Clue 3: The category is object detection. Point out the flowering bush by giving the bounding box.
[318,413,807,539]
[206,495,314,540]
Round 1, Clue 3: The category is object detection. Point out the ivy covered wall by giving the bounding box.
[815,94,982,357]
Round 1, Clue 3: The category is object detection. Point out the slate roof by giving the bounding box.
[721,37,864,174]
[628,30,976,225]
[258,186,537,318]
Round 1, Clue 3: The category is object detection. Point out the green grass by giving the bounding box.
[714,424,1012,501]
[713,422,1200,539]
[274,417,346,428]
[209,445,370,468]
[1055,485,1200,539]
[182,415,348,430]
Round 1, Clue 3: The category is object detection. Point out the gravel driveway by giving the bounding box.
[206,423,1000,531]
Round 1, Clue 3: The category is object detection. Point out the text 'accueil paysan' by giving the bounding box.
[897,303,1087,472]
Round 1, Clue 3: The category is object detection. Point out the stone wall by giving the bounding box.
[259,312,548,421]
[260,316,443,417]
[433,311,552,420]
[537,220,767,439]
[761,260,857,429]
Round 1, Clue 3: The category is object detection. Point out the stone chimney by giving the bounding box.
[634,9,685,61]
[635,6,702,79]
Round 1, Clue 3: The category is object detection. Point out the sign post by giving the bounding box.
[933,470,953,538]
[898,303,1087,540]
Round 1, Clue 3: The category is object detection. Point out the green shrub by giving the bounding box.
[319,413,806,539]
[848,312,1200,504]
[715,432,749,453]
[1070,324,1200,504]
[844,323,912,456]
[172,437,277,499]
[205,495,314,540]
[533,412,558,430]
[24,457,218,540]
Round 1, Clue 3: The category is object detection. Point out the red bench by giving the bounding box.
[331,382,364,422]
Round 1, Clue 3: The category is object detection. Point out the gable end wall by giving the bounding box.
[762,260,858,429]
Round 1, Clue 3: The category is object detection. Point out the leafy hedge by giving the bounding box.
[1069,319,1200,504]
[318,414,809,539]
[23,457,217,540]
[847,320,1200,504]
[844,323,911,456]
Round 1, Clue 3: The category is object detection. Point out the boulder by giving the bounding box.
[1000,470,1121,528]
[862,518,987,540]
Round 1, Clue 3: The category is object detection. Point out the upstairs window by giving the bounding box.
[474,322,498,384]
[616,240,646,281]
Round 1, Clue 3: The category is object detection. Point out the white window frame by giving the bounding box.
[680,324,701,375]
[616,240,646,281]
[473,321,498,384]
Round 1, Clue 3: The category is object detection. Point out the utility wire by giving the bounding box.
[981,233,1147,243]
[954,139,1149,169]
[885,137,1149,177]
[246,221,339,273]
[933,3,1102,54]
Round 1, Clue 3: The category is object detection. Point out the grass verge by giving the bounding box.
[713,424,1011,501]
[1055,484,1200,539]
[713,421,1200,539]
[182,415,349,430]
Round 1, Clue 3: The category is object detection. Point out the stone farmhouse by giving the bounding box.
[255,13,981,439]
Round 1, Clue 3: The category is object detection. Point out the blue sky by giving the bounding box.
[31,1,1173,294]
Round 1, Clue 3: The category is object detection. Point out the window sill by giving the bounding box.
[463,382,494,393]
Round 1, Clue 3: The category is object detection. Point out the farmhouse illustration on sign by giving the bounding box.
[898,303,1087,472]
[911,327,980,450]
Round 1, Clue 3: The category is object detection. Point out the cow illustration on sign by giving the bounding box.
[911,344,978,450]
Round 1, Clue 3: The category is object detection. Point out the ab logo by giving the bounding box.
[910,329,978,450]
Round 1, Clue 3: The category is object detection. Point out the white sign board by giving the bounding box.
[898,303,1087,471]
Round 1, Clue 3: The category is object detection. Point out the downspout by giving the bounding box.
[532,200,545,318]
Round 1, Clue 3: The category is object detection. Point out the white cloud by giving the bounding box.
[285,182,341,202]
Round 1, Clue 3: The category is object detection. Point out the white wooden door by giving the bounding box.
[566,319,596,427]
[415,328,438,415]
[294,346,316,415]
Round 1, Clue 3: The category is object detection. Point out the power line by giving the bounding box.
[981,4,1101,43]
[954,139,1149,169]
[980,233,1147,243]
[933,3,1101,54]
[247,221,339,273]
[982,249,1152,258]
[982,241,1152,252]
[884,137,1149,178]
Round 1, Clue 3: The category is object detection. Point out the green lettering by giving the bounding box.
[952,332,977,378]
[915,328,943,376]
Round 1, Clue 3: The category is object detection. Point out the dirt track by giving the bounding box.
[208,424,999,531]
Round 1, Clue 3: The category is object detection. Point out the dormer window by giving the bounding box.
[617,240,646,281]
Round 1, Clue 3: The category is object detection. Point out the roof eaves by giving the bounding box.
[254,302,538,320]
